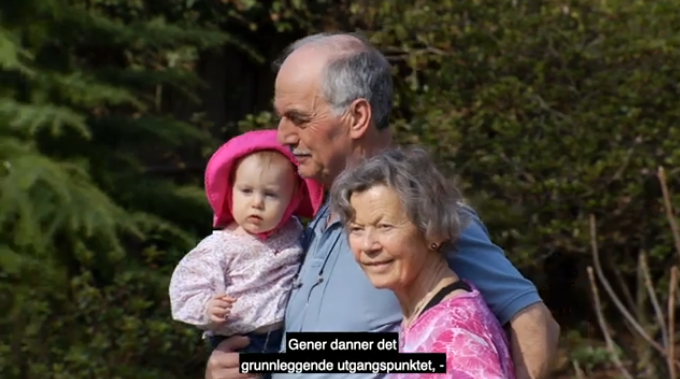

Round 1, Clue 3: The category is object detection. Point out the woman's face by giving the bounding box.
[347,185,430,291]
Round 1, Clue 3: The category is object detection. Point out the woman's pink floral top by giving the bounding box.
[391,282,515,379]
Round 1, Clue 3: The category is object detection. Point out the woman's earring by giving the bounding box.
[429,243,439,251]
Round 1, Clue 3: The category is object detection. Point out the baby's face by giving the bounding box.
[231,152,297,234]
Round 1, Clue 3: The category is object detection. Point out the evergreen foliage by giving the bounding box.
[0,0,246,377]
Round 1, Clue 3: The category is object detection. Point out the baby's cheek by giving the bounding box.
[270,203,284,217]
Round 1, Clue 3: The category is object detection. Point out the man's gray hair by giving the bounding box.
[330,147,467,248]
[274,32,393,130]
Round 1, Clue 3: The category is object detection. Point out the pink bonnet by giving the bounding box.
[204,129,324,235]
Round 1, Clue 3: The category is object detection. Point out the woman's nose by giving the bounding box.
[361,232,380,253]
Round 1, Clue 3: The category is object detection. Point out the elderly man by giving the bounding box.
[206,32,560,379]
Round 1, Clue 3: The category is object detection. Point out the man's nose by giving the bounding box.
[277,117,298,146]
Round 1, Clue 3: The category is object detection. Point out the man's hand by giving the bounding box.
[509,302,560,379]
[205,336,252,379]
[207,295,236,324]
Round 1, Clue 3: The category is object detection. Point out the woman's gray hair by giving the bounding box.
[330,146,467,249]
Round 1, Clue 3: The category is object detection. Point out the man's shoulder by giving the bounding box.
[458,202,479,217]
[455,204,493,246]
[447,204,542,325]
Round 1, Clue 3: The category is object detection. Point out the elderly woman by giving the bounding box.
[330,147,515,379]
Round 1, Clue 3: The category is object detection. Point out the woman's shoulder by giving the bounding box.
[406,285,509,349]
[405,289,515,378]
[417,288,492,331]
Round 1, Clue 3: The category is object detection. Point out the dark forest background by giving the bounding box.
[1,0,679,378]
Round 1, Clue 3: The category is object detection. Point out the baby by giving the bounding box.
[168,129,324,353]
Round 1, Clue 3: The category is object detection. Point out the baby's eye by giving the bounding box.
[265,192,278,198]
[241,188,253,194]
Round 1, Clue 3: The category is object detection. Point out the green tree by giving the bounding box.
[0,0,253,377]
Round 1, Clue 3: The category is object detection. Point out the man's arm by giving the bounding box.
[448,207,560,379]
[508,303,561,379]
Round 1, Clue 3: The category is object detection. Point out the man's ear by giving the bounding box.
[347,98,372,140]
